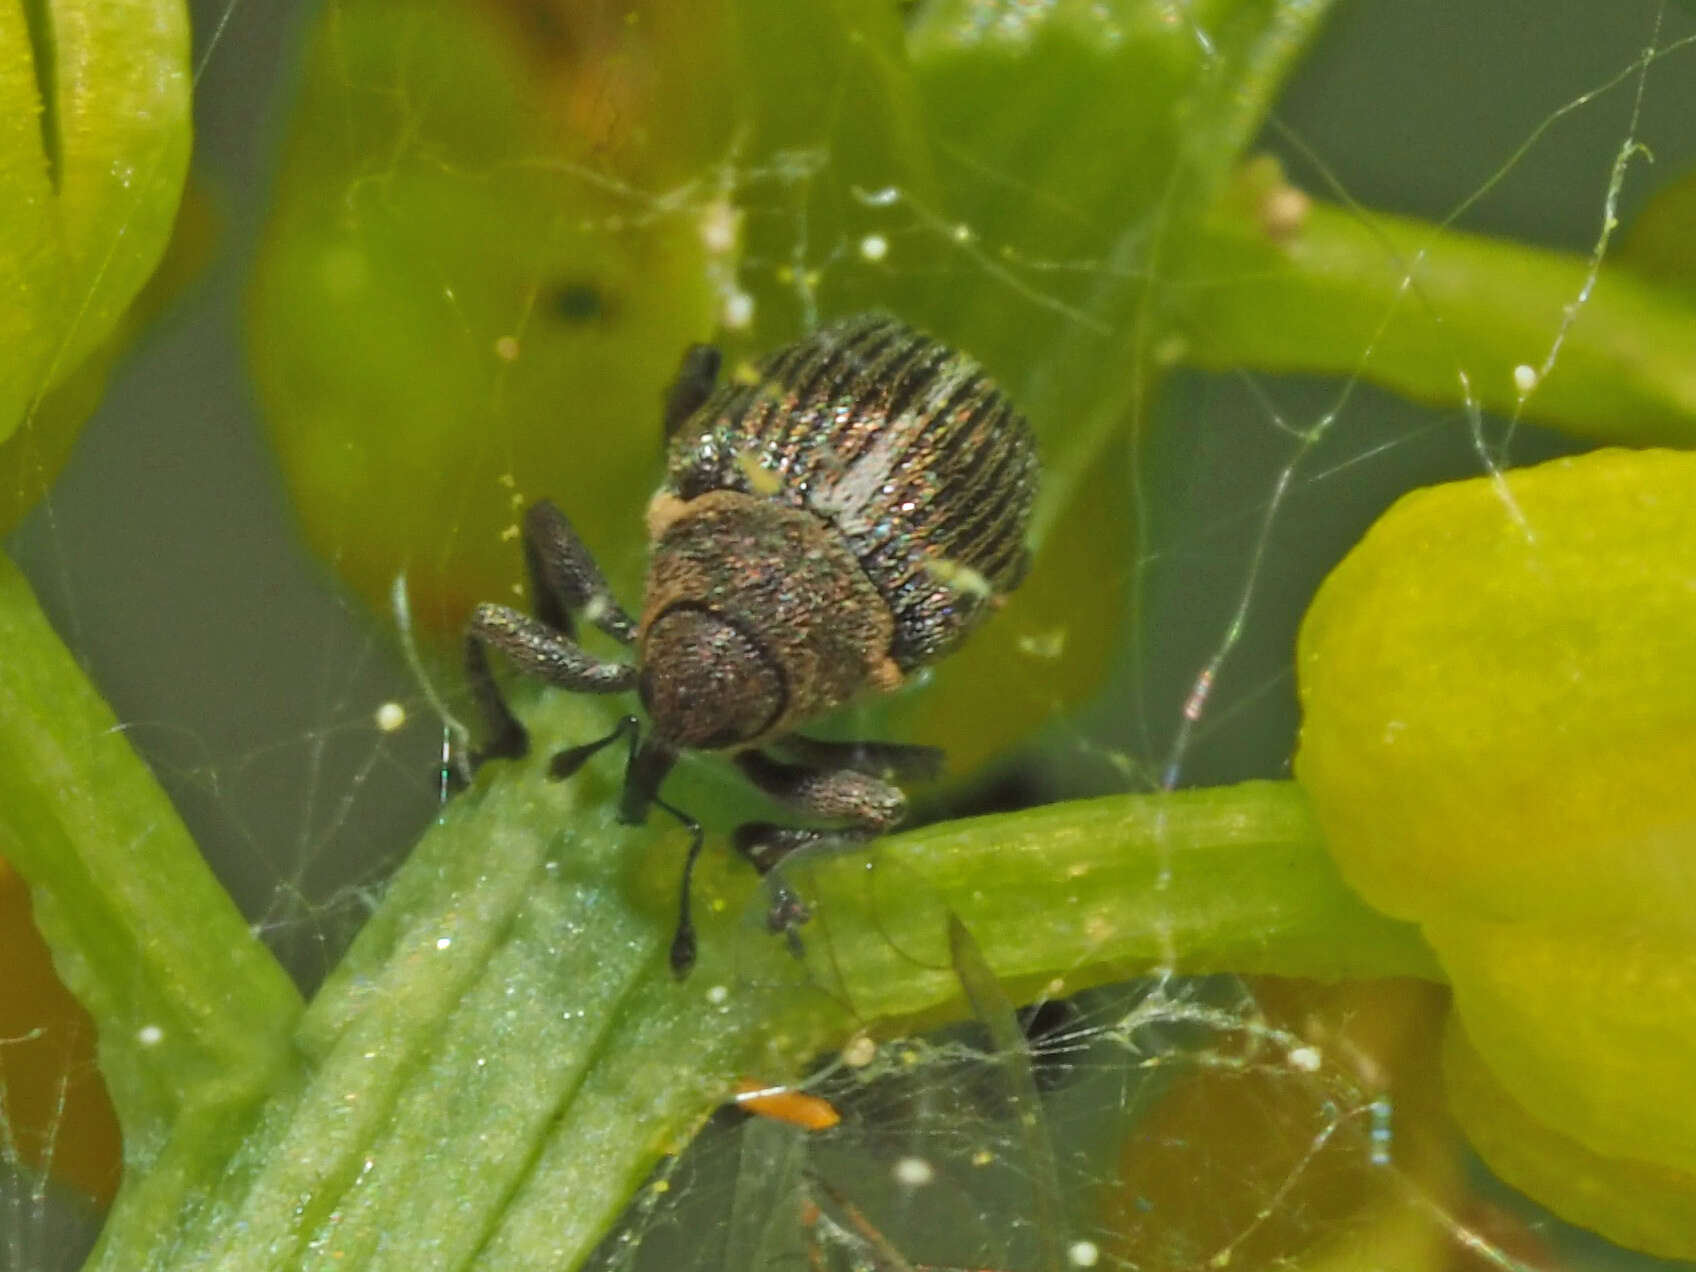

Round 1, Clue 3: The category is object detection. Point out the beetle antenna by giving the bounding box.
[548,714,640,780]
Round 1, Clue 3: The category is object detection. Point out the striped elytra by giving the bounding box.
[659,313,1039,670]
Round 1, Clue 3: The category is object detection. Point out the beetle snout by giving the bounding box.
[639,607,785,751]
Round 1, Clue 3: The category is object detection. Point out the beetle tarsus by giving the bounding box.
[462,631,531,776]
[731,821,878,954]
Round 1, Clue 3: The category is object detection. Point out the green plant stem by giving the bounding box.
[0,555,301,1168]
[91,689,1433,1270]
[1174,185,1696,447]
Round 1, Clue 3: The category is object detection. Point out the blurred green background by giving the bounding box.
[12,0,1687,978]
[4,2,1695,1266]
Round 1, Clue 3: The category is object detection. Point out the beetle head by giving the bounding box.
[639,606,784,751]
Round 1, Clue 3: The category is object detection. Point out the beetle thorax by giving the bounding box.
[637,491,898,751]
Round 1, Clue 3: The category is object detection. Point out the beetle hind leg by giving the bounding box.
[774,735,944,784]
[730,749,912,950]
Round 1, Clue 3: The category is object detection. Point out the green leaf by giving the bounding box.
[249,0,1339,771]
[900,0,1338,531]
[251,1,731,640]
[0,0,191,445]
[1618,162,1696,297]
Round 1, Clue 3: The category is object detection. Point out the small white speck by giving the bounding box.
[951,222,974,244]
[858,233,888,262]
[436,936,453,951]
[841,1034,876,1067]
[1017,628,1067,659]
[892,1156,935,1188]
[700,200,741,254]
[1259,184,1311,240]
[137,1025,164,1047]
[722,290,754,330]
[1153,333,1188,365]
[705,984,729,1006]
[1069,1239,1101,1268]
[494,335,521,362]
[1513,363,1539,395]
[375,702,406,733]
[1287,1045,1322,1072]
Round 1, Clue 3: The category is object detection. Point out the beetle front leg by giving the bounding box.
[607,737,712,977]
[522,500,636,644]
[463,604,638,775]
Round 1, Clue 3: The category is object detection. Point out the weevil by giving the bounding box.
[465,313,1038,974]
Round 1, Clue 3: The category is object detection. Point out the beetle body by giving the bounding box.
[638,490,900,752]
[655,311,1037,674]
[464,313,1038,973]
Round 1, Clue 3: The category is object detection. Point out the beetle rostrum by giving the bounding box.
[464,312,1039,976]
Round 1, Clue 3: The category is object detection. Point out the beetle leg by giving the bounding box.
[662,342,722,439]
[602,737,709,978]
[730,750,909,946]
[522,500,636,644]
[728,823,864,953]
[774,735,944,784]
[463,603,637,774]
[734,750,909,830]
